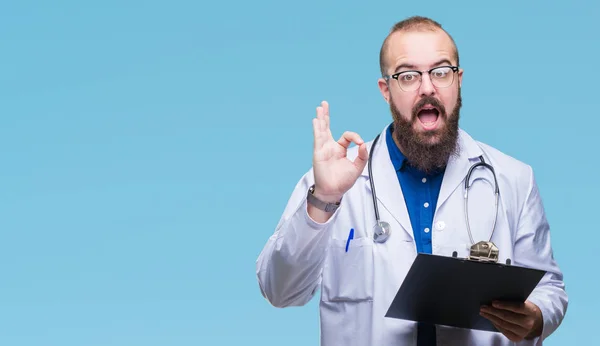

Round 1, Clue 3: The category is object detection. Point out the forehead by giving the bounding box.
[385,29,456,72]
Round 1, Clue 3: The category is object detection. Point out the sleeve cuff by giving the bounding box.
[302,197,341,231]
[527,292,557,341]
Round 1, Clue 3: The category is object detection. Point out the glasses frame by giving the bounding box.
[383,65,460,92]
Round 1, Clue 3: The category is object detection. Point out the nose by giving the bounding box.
[419,73,436,96]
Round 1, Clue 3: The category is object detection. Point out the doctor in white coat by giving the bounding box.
[256,16,567,346]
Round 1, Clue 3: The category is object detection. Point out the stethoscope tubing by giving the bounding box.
[367,132,499,245]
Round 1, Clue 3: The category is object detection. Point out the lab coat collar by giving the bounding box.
[361,123,484,239]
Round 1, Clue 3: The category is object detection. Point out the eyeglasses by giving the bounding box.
[383,65,459,92]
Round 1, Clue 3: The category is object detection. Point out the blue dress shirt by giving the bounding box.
[385,124,445,346]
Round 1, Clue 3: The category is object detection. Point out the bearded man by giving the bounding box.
[256,15,568,346]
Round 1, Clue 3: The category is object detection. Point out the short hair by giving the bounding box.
[379,16,460,77]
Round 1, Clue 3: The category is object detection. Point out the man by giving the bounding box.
[256,16,567,345]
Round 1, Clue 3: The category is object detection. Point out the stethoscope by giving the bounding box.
[368,133,500,245]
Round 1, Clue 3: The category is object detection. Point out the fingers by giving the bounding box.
[480,301,543,341]
[337,131,364,149]
[480,306,523,325]
[353,143,369,171]
[322,100,330,131]
[480,306,530,340]
[493,323,523,342]
[491,301,527,315]
[312,118,323,149]
[480,310,528,334]
[321,101,334,140]
[337,131,368,171]
[482,312,529,341]
[358,142,369,161]
[313,104,325,149]
[313,101,332,149]
[313,101,367,171]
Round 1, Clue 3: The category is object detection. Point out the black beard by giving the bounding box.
[389,92,462,174]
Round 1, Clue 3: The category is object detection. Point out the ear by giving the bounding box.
[458,68,464,88]
[378,78,390,104]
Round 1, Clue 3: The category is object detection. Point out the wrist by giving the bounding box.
[306,185,342,216]
[312,186,343,203]
[525,304,544,339]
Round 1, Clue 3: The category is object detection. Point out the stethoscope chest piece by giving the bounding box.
[373,221,391,243]
[368,134,392,244]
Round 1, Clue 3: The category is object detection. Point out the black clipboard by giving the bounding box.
[384,252,546,332]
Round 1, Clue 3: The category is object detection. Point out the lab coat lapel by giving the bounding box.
[362,126,414,240]
[436,129,484,211]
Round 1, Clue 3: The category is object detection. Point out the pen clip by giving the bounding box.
[345,228,354,253]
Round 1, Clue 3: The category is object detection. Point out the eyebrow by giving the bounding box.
[394,59,453,73]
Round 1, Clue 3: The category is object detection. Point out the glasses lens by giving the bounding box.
[430,67,454,88]
[397,71,421,91]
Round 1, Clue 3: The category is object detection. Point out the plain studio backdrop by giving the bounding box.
[0,0,597,345]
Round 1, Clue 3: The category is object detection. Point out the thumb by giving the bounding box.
[353,143,369,172]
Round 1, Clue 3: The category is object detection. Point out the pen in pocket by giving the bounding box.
[345,228,354,252]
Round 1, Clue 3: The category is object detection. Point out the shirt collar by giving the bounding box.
[386,123,409,172]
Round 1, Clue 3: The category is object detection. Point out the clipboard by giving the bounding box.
[384,242,546,332]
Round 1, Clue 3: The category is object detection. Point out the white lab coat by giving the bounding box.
[256,125,568,346]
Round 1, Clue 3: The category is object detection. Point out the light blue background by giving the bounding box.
[0,0,597,345]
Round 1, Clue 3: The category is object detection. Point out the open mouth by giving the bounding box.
[417,105,440,129]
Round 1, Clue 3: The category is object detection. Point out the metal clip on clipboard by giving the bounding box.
[452,241,512,266]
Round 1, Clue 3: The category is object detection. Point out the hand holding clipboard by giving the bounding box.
[385,241,545,341]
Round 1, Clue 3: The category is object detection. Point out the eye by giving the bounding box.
[431,67,451,78]
[399,72,419,82]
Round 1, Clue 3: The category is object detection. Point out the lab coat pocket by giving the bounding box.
[322,236,374,302]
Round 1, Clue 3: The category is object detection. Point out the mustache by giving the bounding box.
[412,96,447,119]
